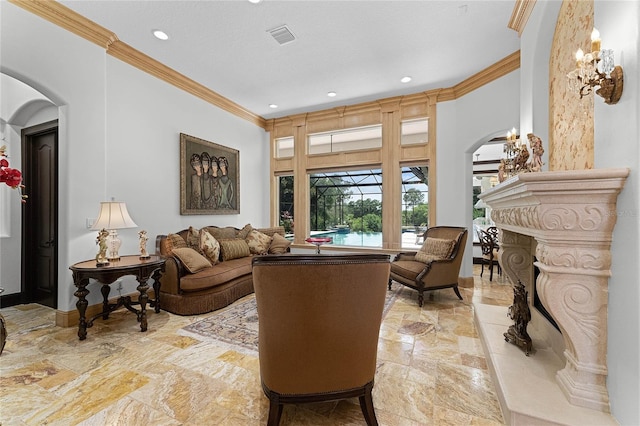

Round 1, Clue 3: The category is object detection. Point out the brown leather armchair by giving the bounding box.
[252,254,391,426]
[389,226,468,306]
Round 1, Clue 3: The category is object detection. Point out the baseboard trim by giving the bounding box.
[55,290,156,328]
[459,276,474,288]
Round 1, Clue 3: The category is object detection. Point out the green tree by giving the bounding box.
[403,188,425,225]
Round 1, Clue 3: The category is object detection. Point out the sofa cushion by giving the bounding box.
[219,238,251,261]
[172,247,212,273]
[166,233,187,253]
[268,233,291,254]
[200,229,221,264]
[237,223,253,239]
[186,226,202,252]
[246,229,272,254]
[206,226,238,241]
[180,257,252,292]
[414,237,455,263]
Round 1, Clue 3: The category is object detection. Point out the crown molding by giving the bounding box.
[508,0,537,36]
[9,0,118,48]
[449,51,521,99]
[12,0,518,131]
[9,0,267,129]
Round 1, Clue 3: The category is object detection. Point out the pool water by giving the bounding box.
[311,231,422,249]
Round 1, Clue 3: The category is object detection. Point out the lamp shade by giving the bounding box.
[91,201,137,230]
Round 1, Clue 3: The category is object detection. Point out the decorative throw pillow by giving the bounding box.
[245,229,272,255]
[172,247,212,273]
[268,233,292,254]
[237,223,253,239]
[186,226,201,252]
[166,233,187,253]
[207,226,238,241]
[414,237,456,264]
[219,239,251,261]
[199,229,221,264]
[414,252,443,264]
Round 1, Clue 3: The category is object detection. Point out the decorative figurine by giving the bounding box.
[96,228,110,266]
[527,133,545,172]
[139,230,150,259]
[504,279,533,356]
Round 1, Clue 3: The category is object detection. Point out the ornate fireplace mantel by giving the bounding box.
[480,168,629,413]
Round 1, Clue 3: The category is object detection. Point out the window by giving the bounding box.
[401,118,428,145]
[308,125,382,155]
[275,137,294,158]
[401,166,429,248]
[278,175,294,235]
[309,169,382,247]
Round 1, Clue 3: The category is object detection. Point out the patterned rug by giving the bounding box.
[180,284,402,355]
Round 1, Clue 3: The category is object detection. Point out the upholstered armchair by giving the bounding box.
[252,254,391,426]
[389,226,468,306]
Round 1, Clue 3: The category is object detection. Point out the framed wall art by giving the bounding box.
[180,133,239,215]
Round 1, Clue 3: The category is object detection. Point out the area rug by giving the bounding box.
[179,284,402,355]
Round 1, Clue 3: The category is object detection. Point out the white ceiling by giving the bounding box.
[60,0,520,120]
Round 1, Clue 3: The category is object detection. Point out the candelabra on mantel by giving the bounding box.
[499,128,529,182]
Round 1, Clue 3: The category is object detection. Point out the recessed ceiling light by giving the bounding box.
[401,76,412,83]
[248,0,262,3]
[327,91,337,97]
[269,104,278,109]
[152,30,169,41]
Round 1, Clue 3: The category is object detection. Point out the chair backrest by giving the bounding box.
[422,227,468,279]
[252,254,390,395]
[478,230,495,256]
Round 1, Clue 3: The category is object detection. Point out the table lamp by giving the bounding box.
[91,201,138,261]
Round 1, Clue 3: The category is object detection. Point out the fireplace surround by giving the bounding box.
[477,168,628,424]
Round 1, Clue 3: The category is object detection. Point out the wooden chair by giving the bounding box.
[252,254,390,426]
[389,226,468,306]
[478,228,501,281]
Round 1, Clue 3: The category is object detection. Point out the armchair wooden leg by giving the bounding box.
[267,396,283,426]
[388,278,392,291]
[453,285,463,300]
[359,382,379,426]
[418,291,424,307]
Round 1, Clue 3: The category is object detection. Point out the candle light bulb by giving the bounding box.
[575,48,584,67]
[591,28,601,53]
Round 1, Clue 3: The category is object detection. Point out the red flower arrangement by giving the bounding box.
[0,145,28,203]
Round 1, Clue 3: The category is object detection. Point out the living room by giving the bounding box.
[1,1,638,425]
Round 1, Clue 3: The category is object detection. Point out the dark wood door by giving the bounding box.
[22,120,58,308]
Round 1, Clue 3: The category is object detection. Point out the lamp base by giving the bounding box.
[106,230,122,261]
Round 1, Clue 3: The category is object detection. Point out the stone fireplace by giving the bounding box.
[476,168,628,425]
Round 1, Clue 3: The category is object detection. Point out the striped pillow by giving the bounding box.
[219,238,251,261]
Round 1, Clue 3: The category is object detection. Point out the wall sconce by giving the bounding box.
[566,28,624,105]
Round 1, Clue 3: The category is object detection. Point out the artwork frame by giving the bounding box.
[180,133,239,215]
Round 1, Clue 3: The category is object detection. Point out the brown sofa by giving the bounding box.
[155,225,288,315]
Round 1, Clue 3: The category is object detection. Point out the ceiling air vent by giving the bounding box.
[268,25,296,45]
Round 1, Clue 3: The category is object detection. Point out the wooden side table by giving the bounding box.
[69,255,166,341]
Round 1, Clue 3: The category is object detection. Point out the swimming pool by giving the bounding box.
[311,231,422,249]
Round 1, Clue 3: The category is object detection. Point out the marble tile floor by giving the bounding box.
[0,266,513,425]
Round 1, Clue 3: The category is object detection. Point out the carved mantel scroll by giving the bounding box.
[480,168,629,413]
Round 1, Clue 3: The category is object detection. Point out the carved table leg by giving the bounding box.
[100,284,111,320]
[74,278,90,341]
[151,269,161,313]
[136,278,149,332]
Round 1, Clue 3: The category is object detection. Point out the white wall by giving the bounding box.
[436,70,520,277]
[1,2,270,312]
[593,2,640,424]
[521,1,639,423]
